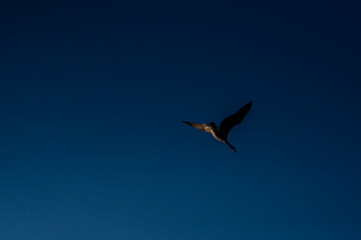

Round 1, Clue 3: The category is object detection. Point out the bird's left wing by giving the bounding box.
[182,121,212,133]
[219,101,252,136]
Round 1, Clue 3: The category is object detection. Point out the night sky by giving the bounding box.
[1,1,361,239]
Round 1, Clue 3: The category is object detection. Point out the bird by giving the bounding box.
[182,101,252,153]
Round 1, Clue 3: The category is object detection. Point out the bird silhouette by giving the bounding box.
[182,101,252,152]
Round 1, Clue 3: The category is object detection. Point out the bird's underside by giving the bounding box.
[182,101,252,153]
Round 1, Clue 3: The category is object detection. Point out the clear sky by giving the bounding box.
[1,1,361,239]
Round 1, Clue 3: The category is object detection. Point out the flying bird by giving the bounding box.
[182,101,252,153]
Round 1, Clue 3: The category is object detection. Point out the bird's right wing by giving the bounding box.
[182,121,212,132]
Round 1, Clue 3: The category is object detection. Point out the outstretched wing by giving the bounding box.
[182,121,212,133]
[219,101,252,136]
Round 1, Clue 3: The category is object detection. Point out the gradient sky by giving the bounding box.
[1,1,361,240]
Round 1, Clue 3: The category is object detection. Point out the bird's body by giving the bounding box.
[182,101,252,152]
[209,126,223,142]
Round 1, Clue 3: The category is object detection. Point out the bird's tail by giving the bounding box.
[225,141,237,153]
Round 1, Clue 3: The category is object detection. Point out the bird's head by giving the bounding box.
[208,122,217,129]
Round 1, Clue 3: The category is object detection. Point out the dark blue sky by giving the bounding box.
[1,1,361,239]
